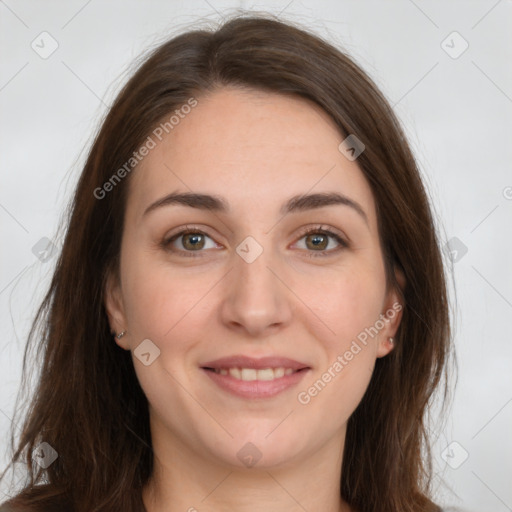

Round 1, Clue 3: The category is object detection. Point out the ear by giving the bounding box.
[104,270,129,350]
[376,266,406,358]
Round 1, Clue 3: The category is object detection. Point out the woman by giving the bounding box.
[0,13,453,512]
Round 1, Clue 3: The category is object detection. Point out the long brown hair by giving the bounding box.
[0,13,452,512]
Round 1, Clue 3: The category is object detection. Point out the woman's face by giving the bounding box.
[105,87,403,470]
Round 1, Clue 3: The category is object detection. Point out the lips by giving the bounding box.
[201,355,310,372]
[213,367,295,381]
[200,355,311,399]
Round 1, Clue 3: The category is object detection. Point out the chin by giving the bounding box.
[206,429,308,470]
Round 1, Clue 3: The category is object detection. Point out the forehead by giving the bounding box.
[127,87,376,225]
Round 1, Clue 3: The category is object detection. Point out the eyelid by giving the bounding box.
[161,223,349,257]
[292,225,349,257]
[161,224,221,256]
[294,224,348,245]
[163,224,220,245]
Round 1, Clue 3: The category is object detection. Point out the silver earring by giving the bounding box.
[116,331,126,339]
[389,337,394,345]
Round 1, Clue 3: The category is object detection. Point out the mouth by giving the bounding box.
[200,355,311,399]
[202,366,306,381]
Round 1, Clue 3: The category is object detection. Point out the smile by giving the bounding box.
[210,367,297,380]
[201,368,310,399]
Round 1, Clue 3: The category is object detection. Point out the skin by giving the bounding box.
[105,87,404,512]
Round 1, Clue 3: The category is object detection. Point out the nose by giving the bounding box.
[219,242,293,338]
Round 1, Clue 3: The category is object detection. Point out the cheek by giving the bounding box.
[122,244,197,327]
[121,260,207,402]
[121,228,388,345]
[291,333,377,453]
[297,308,378,430]
[299,260,386,423]
[301,260,387,344]
[304,350,376,425]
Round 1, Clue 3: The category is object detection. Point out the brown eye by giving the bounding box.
[181,232,206,250]
[161,225,348,259]
[295,226,348,258]
[305,232,329,251]
[162,229,217,258]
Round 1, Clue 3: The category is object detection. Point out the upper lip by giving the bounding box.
[201,355,310,371]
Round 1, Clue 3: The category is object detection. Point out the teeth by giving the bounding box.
[230,368,241,379]
[213,367,297,381]
[241,368,257,381]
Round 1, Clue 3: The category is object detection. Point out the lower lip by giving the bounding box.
[201,368,310,399]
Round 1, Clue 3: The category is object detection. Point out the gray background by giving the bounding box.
[1,1,511,511]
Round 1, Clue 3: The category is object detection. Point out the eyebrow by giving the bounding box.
[143,191,368,224]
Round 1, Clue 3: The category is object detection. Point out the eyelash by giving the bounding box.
[161,224,348,259]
